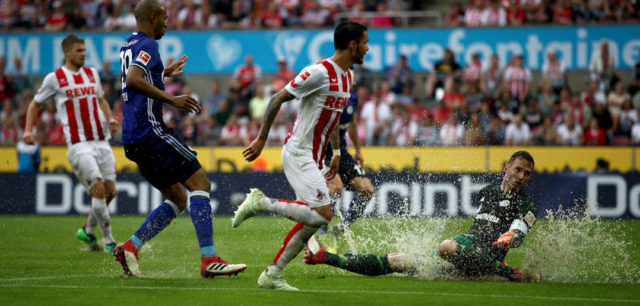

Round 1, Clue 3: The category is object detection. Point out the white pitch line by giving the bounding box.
[0,283,639,304]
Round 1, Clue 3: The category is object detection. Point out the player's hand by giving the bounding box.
[243,138,266,162]
[354,149,364,166]
[170,95,201,113]
[325,155,340,180]
[492,231,517,250]
[23,131,35,145]
[108,118,118,132]
[164,55,187,77]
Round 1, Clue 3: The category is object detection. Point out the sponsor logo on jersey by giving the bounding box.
[323,95,349,110]
[137,51,151,66]
[524,211,536,227]
[289,70,310,89]
[65,86,97,98]
[499,200,510,207]
[476,213,499,223]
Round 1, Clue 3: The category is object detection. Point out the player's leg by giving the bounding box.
[437,236,517,281]
[318,174,343,235]
[255,149,332,290]
[183,168,246,277]
[343,176,374,227]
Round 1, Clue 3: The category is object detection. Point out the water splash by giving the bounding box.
[522,206,640,284]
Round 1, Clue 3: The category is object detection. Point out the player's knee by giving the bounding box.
[387,253,413,273]
[91,179,106,198]
[313,205,333,223]
[437,240,458,259]
[361,184,374,199]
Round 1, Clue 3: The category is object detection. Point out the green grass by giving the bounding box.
[1,216,639,305]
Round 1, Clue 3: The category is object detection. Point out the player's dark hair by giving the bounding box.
[334,21,367,51]
[508,150,534,166]
[134,0,163,23]
[61,35,84,52]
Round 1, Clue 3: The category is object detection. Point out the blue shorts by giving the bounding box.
[124,132,201,190]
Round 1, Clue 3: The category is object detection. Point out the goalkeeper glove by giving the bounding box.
[492,231,518,250]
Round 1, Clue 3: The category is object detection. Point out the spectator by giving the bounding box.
[442,77,466,111]
[361,95,392,145]
[464,0,484,27]
[607,81,630,132]
[632,109,640,144]
[478,101,494,134]
[484,54,502,96]
[464,112,485,146]
[463,53,484,89]
[502,54,531,103]
[506,0,527,25]
[118,3,137,30]
[66,5,88,30]
[388,104,418,146]
[8,57,31,102]
[486,117,506,145]
[589,40,617,93]
[232,55,262,101]
[534,115,558,145]
[552,0,573,24]
[371,2,393,27]
[215,99,232,126]
[505,114,531,145]
[222,0,248,29]
[496,89,517,121]
[584,118,607,145]
[556,113,584,145]
[580,80,605,108]
[446,1,465,27]
[0,56,14,111]
[524,100,543,132]
[618,99,636,136]
[571,0,594,23]
[203,80,226,117]
[538,80,557,114]
[262,1,284,28]
[387,54,413,94]
[354,63,374,93]
[440,113,464,146]
[219,113,247,146]
[177,0,200,30]
[542,51,566,94]
[181,116,198,146]
[396,86,415,105]
[14,0,40,30]
[45,1,67,32]
[272,58,294,91]
[301,0,329,27]
[481,0,507,26]
[567,93,591,128]
[416,114,439,146]
[249,84,268,120]
[426,48,462,98]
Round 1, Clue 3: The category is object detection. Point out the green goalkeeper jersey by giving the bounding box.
[467,185,538,261]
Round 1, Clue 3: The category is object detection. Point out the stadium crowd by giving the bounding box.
[2,0,639,32]
[2,0,640,148]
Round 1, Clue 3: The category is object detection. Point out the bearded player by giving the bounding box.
[233,21,369,290]
[24,34,119,253]
[305,151,541,282]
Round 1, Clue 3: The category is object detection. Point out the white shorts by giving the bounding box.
[281,147,330,208]
[67,141,116,192]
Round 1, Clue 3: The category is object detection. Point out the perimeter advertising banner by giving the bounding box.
[1,172,638,218]
[1,25,639,74]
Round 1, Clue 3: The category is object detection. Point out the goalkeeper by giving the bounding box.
[304,151,539,282]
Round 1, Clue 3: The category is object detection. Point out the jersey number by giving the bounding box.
[119,49,132,92]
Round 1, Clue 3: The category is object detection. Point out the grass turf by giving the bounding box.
[0,216,639,306]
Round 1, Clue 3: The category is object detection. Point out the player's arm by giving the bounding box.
[98,96,118,132]
[493,200,537,250]
[126,65,200,113]
[325,124,340,180]
[347,115,364,165]
[242,88,295,161]
[23,99,43,144]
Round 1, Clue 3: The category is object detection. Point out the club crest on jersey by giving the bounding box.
[137,51,151,66]
[316,189,326,201]
[499,200,510,207]
[524,211,536,227]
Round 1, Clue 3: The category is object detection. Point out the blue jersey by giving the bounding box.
[120,32,167,144]
[330,91,358,153]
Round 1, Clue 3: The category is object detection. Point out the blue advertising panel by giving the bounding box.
[1,25,639,75]
[1,171,639,218]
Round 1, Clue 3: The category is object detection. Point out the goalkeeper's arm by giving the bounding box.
[492,219,529,250]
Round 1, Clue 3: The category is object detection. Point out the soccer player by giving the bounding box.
[304,151,541,282]
[233,21,369,290]
[23,34,118,253]
[112,0,246,278]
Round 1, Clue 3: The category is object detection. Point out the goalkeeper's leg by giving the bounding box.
[326,252,397,276]
[437,236,514,280]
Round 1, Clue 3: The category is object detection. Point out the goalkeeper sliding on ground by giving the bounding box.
[304,150,541,282]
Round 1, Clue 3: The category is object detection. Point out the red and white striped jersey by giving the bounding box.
[284,59,353,169]
[503,65,531,99]
[34,66,109,146]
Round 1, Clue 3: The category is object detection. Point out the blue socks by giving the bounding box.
[189,191,216,257]
[131,201,178,250]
